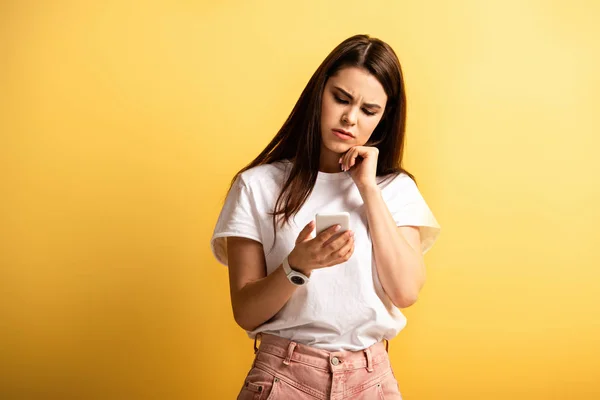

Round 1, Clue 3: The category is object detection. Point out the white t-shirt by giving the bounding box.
[210,160,440,351]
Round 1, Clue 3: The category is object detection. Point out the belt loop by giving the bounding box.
[283,341,297,366]
[364,347,374,372]
[254,333,262,354]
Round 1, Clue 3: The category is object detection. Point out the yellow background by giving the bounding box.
[2,0,599,399]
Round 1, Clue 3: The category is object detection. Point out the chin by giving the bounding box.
[323,139,352,154]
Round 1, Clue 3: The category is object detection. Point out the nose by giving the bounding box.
[342,107,358,126]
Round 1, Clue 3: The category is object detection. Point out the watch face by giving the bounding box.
[290,276,305,285]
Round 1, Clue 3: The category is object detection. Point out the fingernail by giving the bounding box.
[334,225,341,231]
[338,158,342,163]
[349,231,354,237]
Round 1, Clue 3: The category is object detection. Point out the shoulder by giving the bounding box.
[377,171,423,205]
[378,171,417,192]
[237,160,291,189]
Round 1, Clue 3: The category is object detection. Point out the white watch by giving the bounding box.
[283,255,310,286]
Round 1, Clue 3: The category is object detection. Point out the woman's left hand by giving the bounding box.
[339,145,379,190]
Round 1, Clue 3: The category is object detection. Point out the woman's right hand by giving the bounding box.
[287,220,355,276]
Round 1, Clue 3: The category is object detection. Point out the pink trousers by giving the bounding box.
[237,333,403,399]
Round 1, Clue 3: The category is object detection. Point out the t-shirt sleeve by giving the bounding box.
[384,174,441,255]
[210,176,263,266]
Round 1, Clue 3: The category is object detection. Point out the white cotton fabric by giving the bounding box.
[210,160,441,351]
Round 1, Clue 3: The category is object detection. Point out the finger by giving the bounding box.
[346,239,355,256]
[315,224,342,244]
[323,231,354,259]
[296,220,315,244]
[344,241,355,261]
[339,151,349,171]
[342,239,355,259]
[323,236,354,266]
[346,148,358,170]
[330,234,353,259]
[344,149,353,170]
[321,232,343,248]
[348,148,358,169]
[322,228,350,247]
[350,149,361,168]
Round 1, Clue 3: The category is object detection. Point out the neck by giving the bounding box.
[319,145,343,173]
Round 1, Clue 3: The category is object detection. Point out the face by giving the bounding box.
[320,67,388,155]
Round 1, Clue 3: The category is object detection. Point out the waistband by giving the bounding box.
[254,333,390,373]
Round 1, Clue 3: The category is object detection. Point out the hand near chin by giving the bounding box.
[339,146,379,190]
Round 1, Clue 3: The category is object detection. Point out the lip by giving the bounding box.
[332,129,354,140]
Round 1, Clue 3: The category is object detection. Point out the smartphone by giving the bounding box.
[315,212,350,236]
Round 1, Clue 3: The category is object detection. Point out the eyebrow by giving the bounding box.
[333,86,382,109]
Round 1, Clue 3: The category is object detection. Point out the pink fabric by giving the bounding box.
[237,333,402,399]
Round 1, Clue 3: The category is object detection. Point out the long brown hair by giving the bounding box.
[227,34,415,253]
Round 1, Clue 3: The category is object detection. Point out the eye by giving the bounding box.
[363,109,376,116]
[334,95,349,104]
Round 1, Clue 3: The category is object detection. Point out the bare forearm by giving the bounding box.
[359,184,425,307]
[232,264,297,331]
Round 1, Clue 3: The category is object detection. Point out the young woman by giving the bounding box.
[211,34,441,399]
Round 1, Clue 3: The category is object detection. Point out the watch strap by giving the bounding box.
[283,255,309,285]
